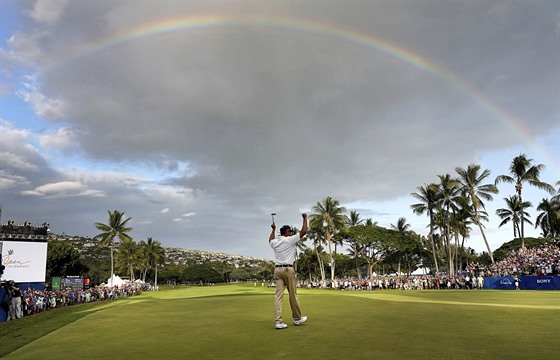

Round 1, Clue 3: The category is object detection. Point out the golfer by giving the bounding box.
[269,213,308,329]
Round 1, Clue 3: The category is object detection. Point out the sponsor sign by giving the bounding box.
[484,276,560,290]
[62,277,84,291]
[1,240,47,282]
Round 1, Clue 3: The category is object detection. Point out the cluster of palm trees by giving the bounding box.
[94,210,165,287]
[495,155,559,247]
[410,154,558,274]
[295,154,559,280]
[296,197,424,281]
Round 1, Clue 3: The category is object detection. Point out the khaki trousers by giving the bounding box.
[274,267,301,323]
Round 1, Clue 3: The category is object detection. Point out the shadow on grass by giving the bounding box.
[0,300,122,357]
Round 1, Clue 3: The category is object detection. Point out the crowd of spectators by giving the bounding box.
[3,282,149,321]
[296,242,559,291]
[298,274,482,291]
[484,243,560,277]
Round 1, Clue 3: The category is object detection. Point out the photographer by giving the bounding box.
[7,281,23,320]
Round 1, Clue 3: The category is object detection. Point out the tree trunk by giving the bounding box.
[519,191,525,249]
[445,228,454,276]
[110,240,114,287]
[155,264,158,291]
[477,221,494,263]
[355,255,362,279]
[366,258,379,279]
[429,223,439,274]
[474,209,494,263]
[314,245,325,281]
[326,229,335,280]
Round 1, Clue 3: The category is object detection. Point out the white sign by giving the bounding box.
[1,240,48,282]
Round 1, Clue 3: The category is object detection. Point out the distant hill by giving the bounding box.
[48,233,272,267]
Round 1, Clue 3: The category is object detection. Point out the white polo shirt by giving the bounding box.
[270,233,300,265]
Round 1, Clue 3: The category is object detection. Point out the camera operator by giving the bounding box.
[7,281,23,320]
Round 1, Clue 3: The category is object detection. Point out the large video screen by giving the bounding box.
[1,240,48,282]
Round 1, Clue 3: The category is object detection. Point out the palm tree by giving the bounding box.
[390,217,411,275]
[496,195,533,240]
[456,164,499,263]
[448,197,473,273]
[139,237,166,284]
[552,181,560,203]
[116,237,138,280]
[346,241,364,279]
[435,174,462,275]
[307,226,326,281]
[411,183,440,273]
[310,196,347,281]
[346,210,365,277]
[291,226,306,272]
[535,198,560,240]
[94,210,133,287]
[495,154,554,248]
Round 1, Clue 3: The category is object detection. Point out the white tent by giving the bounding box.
[106,274,126,287]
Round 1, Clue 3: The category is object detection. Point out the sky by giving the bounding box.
[1,1,559,261]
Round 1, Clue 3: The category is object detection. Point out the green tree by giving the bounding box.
[496,195,533,240]
[449,197,473,273]
[347,223,395,279]
[116,237,138,280]
[139,237,166,284]
[495,154,554,248]
[345,210,365,278]
[535,198,560,240]
[184,263,222,284]
[390,217,410,275]
[306,226,327,281]
[382,232,425,276]
[434,174,462,275]
[157,264,184,285]
[296,247,319,282]
[94,210,133,287]
[411,183,441,273]
[310,196,347,280]
[456,164,499,263]
[230,268,251,281]
[46,241,89,283]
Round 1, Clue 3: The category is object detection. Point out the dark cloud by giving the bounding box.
[1,1,558,258]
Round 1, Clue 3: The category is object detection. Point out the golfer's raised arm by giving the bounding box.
[299,213,308,238]
[269,223,276,242]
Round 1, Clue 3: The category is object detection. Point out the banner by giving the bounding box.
[1,240,48,282]
[484,276,560,290]
[519,276,560,290]
[52,276,61,291]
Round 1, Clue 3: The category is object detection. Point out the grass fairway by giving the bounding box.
[1,285,558,359]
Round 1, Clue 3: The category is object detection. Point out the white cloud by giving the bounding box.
[0,171,30,189]
[21,181,106,198]
[6,32,46,66]
[29,0,69,24]
[0,151,39,172]
[39,127,76,151]
[16,75,65,119]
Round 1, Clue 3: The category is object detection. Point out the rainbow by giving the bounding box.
[49,14,559,174]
